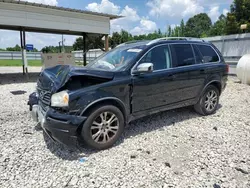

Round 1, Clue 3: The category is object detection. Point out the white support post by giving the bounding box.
[20,30,25,75]
[20,29,29,78]
[23,49,28,72]
[23,30,28,75]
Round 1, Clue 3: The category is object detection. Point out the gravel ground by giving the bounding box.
[0,69,250,188]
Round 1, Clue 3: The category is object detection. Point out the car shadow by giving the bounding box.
[0,72,40,85]
[43,131,98,161]
[121,106,200,140]
[41,105,223,161]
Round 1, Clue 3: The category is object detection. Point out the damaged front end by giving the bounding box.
[28,65,114,146]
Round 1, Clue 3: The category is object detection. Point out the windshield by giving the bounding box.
[86,46,145,71]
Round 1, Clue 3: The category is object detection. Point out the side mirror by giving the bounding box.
[132,63,154,75]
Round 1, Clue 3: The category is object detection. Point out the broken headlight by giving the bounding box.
[51,90,69,107]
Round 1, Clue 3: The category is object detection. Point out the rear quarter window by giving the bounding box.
[192,45,203,64]
[196,44,219,63]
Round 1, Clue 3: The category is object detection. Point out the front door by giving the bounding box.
[132,43,204,113]
[132,44,181,113]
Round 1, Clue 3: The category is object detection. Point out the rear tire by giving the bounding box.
[194,85,219,116]
[81,105,124,150]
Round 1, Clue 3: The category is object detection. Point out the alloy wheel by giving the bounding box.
[90,111,119,143]
[205,90,218,111]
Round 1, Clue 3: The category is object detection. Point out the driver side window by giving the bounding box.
[138,45,172,71]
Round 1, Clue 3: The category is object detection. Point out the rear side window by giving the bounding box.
[170,44,195,67]
[196,45,219,63]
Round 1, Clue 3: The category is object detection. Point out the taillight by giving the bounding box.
[226,64,229,73]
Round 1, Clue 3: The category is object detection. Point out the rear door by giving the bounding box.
[168,43,205,102]
[185,44,208,98]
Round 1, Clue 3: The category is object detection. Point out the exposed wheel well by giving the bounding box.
[81,99,127,122]
[76,99,127,137]
[209,81,222,95]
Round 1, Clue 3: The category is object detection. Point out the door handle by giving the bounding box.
[168,74,177,79]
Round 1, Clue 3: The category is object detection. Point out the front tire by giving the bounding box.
[194,85,220,116]
[81,105,124,150]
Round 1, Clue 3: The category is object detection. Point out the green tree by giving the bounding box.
[231,0,250,23]
[157,29,162,37]
[6,44,21,51]
[226,13,240,34]
[109,30,133,48]
[73,35,104,51]
[167,26,172,37]
[110,32,121,48]
[147,30,162,39]
[133,34,147,40]
[180,19,185,37]
[41,46,53,53]
[230,0,250,32]
[209,14,227,36]
[120,30,133,43]
[171,26,181,37]
[32,48,39,52]
[41,45,73,53]
[185,13,212,37]
[73,37,84,51]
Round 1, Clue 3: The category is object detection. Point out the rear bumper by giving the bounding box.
[30,102,87,147]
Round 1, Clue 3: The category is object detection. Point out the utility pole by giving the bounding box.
[61,34,64,53]
[58,41,61,53]
[58,35,65,53]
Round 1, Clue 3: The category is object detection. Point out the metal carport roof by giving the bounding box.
[0,0,121,74]
[0,0,121,35]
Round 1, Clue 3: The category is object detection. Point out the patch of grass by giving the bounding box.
[0,59,42,66]
[75,61,89,66]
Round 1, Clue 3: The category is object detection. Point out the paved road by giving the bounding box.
[0,66,42,73]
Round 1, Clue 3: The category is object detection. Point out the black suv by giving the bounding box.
[28,38,228,150]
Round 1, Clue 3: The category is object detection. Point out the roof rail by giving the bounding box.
[146,37,206,45]
[115,40,147,48]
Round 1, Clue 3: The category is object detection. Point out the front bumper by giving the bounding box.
[29,94,87,147]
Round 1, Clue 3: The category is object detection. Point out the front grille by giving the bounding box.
[42,92,51,105]
[37,86,52,109]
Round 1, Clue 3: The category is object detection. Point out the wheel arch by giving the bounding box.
[202,80,222,96]
[194,80,221,116]
[204,80,222,94]
[80,97,127,122]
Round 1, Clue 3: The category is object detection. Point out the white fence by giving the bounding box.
[205,33,250,62]
[0,49,104,62]
[204,33,250,75]
[0,51,41,60]
[73,49,104,62]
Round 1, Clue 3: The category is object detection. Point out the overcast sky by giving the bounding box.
[0,0,233,50]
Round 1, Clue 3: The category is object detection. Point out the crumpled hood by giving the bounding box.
[38,65,114,92]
